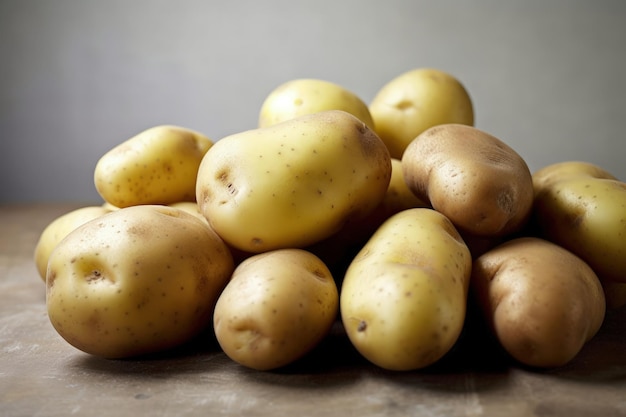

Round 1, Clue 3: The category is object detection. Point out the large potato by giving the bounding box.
[196,110,392,253]
[369,68,474,159]
[46,205,234,358]
[471,237,606,368]
[258,78,375,130]
[340,208,472,371]
[94,125,213,208]
[533,161,626,284]
[213,249,338,371]
[402,124,534,238]
[33,205,111,281]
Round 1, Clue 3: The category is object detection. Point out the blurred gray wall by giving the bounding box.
[1,0,625,203]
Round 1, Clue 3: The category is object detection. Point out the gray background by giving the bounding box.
[1,0,625,204]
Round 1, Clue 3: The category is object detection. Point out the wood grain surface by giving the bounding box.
[1,204,625,417]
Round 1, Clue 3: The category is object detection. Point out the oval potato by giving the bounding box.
[94,125,213,208]
[340,208,472,371]
[369,68,474,159]
[196,110,391,253]
[471,237,606,368]
[402,124,533,237]
[213,249,338,370]
[46,205,234,358]
[533,161,626,284]
[258,78,375,130]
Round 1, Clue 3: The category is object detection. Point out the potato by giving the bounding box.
[402,124,534,237]
[33,205,111,281]
[46,205,234,358]
[213,248,338,371]
[94,125,213,208]
[369,68,474,159]
[340,208,472,371]
[196,110,391,253]
[533,161,626,284]
[258,78,375,130]
[471,237,606,368]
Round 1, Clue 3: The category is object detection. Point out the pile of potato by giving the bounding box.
[34,68,626,371]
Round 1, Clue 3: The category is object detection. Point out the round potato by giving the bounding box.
[258,78,375,130]
[533,161,626,284]
[340,208,472,371]
[213,249,338,371]
[46,205,234,358]
[94,125,213,208]
[369,68,474,159]
[402,124,533,237]
[196,110,391,253]
[471,237,606,368]
[33,205,111,281]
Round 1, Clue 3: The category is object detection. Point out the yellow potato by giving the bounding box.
[94,125,213,208]
[33,205,111,281]
[258,78,375,130]
[402,124,534,237]
[471,237,606,368]
[369,68,474,159]
[340,208,472,371]
[46,205,234,358]
[533,161,626,284]
[213,248,338,371]
[196,110,391,253]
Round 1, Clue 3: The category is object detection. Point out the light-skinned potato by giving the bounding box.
[196,110,391,253]
[369,68,474,159]
[340,208,472,371]
[213,248,338,371]
[46,205,234,358]
[258,78,375,130]
[94,125,213,207]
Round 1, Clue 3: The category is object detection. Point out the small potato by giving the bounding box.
[369,68,474,159]
[471,237,606,368]
[33,205,111,281]
[258,78,375,130]
[46,205,234,358]
[168,201,207,224]
[340,208,472,371]
[196,110,391,253]
[94,125,213,208]
[213,249,338,371]
[533,161,626,284]
[402,124,534,237]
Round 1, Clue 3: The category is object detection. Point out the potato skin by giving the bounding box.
[533,161,626,284]
[33,205,111,281]
[46,205,234,358]
[402,124,533,237]
[94,125,213,208]
[369,68,474,159]
[471,237,606,368]
[213,249,338,371]
[258,78,375,130]
[196,110,391,253]
[340,208,472,371]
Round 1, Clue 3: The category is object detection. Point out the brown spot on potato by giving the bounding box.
[357,320,367,332]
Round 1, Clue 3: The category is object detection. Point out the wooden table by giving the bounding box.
[1,204,625,417]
